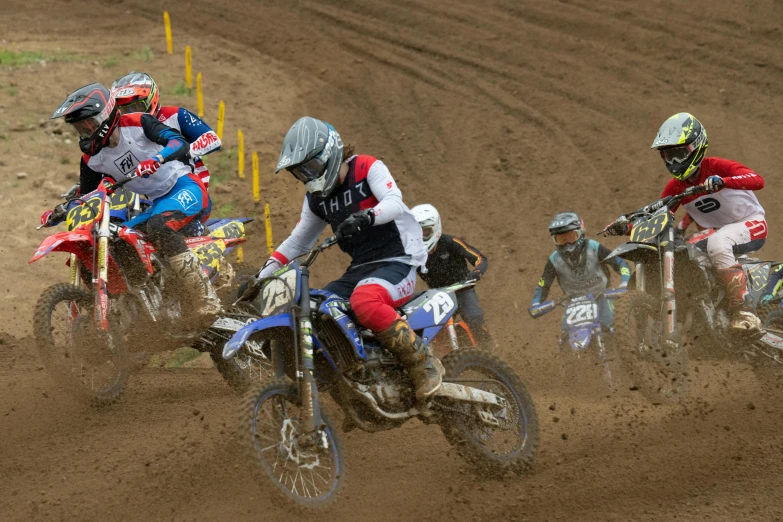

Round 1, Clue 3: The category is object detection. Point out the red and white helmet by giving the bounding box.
[111,72,160,116]
[412,204,442,252]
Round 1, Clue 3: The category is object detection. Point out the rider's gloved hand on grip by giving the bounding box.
[336,210,375,240]
[40,203,67,227]
[703,175,725,194]
[136,158,161,178]
[40,210,53,226]
[760,293,775,306]
[469,269,483,281]
[604,217,631,237]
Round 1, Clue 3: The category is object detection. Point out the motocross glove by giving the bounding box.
[136,157,162,178]
[604,217,631,237]
[704,175,725,194]
[40,203,68,227]
[469,269,483,281]
[336,210,375,240]
[760,293,775,306]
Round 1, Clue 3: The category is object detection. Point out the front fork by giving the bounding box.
[297,268,323,436]
[94,201,111,331]
[662,227,678,341]
[446,318,460,351]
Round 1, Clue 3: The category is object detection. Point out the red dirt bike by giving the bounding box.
[30,176,265,405]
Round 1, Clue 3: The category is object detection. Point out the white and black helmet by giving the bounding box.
[412,204,442,252]
[275,116,344,197]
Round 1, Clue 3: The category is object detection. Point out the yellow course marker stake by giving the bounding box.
[252,152,260,202]
[237,130,245,179]
[196,73,203,117]
[185,46,192,88]
[216,101,225,141]
[236,246,244,264]
[164,12,173,55]
[264,204,274,255]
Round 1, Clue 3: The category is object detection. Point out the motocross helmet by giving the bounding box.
[549,211,586,265]
[111,72,160,116]
[275,117,344,198]
[51,83,119,156]
[412,204,442,253]
[651,112,708,181]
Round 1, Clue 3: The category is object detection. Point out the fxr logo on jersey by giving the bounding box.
[174,189,199,211]
[113,151,139,174]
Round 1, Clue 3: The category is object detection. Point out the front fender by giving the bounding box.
[29,230,93,264]
[604,242,658,264]
[222,313,294,359]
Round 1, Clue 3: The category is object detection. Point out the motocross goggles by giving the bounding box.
[552,229,582,246]
[70,115,108,139]
[659,143,696,165]
[117,99,150,115]
[421,225,436,240]
[289,157,326,183]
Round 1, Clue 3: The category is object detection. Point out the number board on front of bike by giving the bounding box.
[629,212,669,243]
[209,220,245,240]
[65,193,105,231]
[564,297,599,326]
[109,186,139,211]
[254,265,299,317]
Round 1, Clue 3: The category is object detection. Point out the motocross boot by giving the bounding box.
[376,317,445,402]
[168,250,223,327]
[716,266,761,332]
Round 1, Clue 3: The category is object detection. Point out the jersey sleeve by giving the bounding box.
[531,259,558,305]
[273,197,328,263]
[597,243,631,286]
[447,236,488,274]
[365,160,405,225]
[177,108,221,157]
[140,113,190,164]
[706,157,764,190]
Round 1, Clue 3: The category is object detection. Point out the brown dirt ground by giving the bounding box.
[2,0,783,520]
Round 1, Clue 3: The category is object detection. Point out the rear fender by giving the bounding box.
[29,230,93,264]
[222,313,295,359]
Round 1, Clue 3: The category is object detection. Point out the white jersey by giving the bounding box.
[682,190,765,229]
[84,114,191,199]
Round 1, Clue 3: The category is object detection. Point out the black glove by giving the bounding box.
[469,270,483,281]
[336,210,375,240]
[604,217,630,237]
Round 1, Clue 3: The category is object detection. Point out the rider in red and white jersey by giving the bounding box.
[623,113,767,331]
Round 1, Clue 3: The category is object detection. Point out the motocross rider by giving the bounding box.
[42,83,221,325]
[530,212,631,326]
[253,117,440,402]
[111,72,221,193]
[606,112,767,331]
[411,204,493,350]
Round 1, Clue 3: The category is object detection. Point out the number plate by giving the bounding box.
[629,212,669,243]
[257,267,298,317]
[66,194,105,231]
[109,186,139,211]
[210,220,245,240]
[564,300,598,326]
[193,240,227,270]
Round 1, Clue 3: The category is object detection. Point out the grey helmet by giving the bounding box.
[275,117,344,197]
[548,211,587,266]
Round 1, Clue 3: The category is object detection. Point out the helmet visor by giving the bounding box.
[421,225,436,241]
[117,99,149,115]
[660,144,694,165]
[552,229,582,246]
[289,157,326,183]
[70,115,104,138]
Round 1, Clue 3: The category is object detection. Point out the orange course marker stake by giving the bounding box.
[164,12,173,55]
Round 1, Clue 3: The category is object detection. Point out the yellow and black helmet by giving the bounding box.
[651,112,708,181]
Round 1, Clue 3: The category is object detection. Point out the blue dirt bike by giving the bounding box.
[222,236,538,508]
[530,289,626,388]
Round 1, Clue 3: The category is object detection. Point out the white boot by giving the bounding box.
[731,310,761,332]
[168,250,222,326]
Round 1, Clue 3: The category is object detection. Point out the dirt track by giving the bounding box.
[3,0,783,520]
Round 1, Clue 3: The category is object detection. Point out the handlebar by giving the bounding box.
[528,288,626,318]
[598,185,707,237]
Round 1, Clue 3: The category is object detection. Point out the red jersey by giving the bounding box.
[662,157,764,229]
